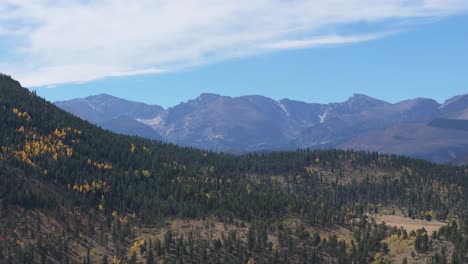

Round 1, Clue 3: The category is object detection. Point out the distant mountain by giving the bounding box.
[55,94,164,123]
[55,94,163,139]
[339,122,468,163]
[100,115,162,140]
[293,96,440,148]
[139,93,304,151]
[437,94,468,119]
[429,118,468,131]
[55,92,468,164]
[336,95,468,164]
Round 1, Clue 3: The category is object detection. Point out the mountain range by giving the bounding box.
[55,92,468,164]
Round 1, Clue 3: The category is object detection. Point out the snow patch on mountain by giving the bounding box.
[275,101,290,116]
[137,113,164,127]
[318,109,328,123]
[86,101,97,111]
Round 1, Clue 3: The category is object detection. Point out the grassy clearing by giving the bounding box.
[371,213,451,264]
[374,214,447,234]
[379,234,454,264]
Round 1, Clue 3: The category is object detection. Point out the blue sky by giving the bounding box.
[1,1,468,108]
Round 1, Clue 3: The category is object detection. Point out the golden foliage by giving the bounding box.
[420,210,438,220]
[141,170,151,177]
[112,256,120,264]
[71,180,110,194]
[54,128,67,138]
[402,165,412,176]
[129,240,145,254]
[119,216,129,224]
[86,159,112,170]
[305,165,317,174]
[16,239,25,248]
[12,108,31,121]
[10,127,79,167]
[66,148,73,157]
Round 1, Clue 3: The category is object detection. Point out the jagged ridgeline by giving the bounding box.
[0,74,467,263]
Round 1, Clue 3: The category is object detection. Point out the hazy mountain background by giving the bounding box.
[55,93,468,164]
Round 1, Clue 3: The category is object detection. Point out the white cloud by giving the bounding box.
[263,33,393,50]
[1,0,467,87]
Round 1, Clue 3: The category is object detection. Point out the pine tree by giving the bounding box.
[146,248,154,264]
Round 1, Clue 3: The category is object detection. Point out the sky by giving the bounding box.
[1,1,468,108]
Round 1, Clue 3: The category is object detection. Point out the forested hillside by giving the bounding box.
[1,74,468,263]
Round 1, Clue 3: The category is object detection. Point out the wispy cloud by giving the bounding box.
[263,33,394,50]
[1,0,467,87]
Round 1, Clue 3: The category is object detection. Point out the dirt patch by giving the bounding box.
[373,214,447,234]
[133,218,250,243]
[282,217,356,242]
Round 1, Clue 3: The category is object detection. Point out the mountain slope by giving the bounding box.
[55,94,164,123]
[140,93,306,151]
[339,122,468,163]
[437,94,468,118]
[55,94,164,140]
[335,96,468,164]
[294,96,440,147]
[100,115,162,140]
[1,74,468,263]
